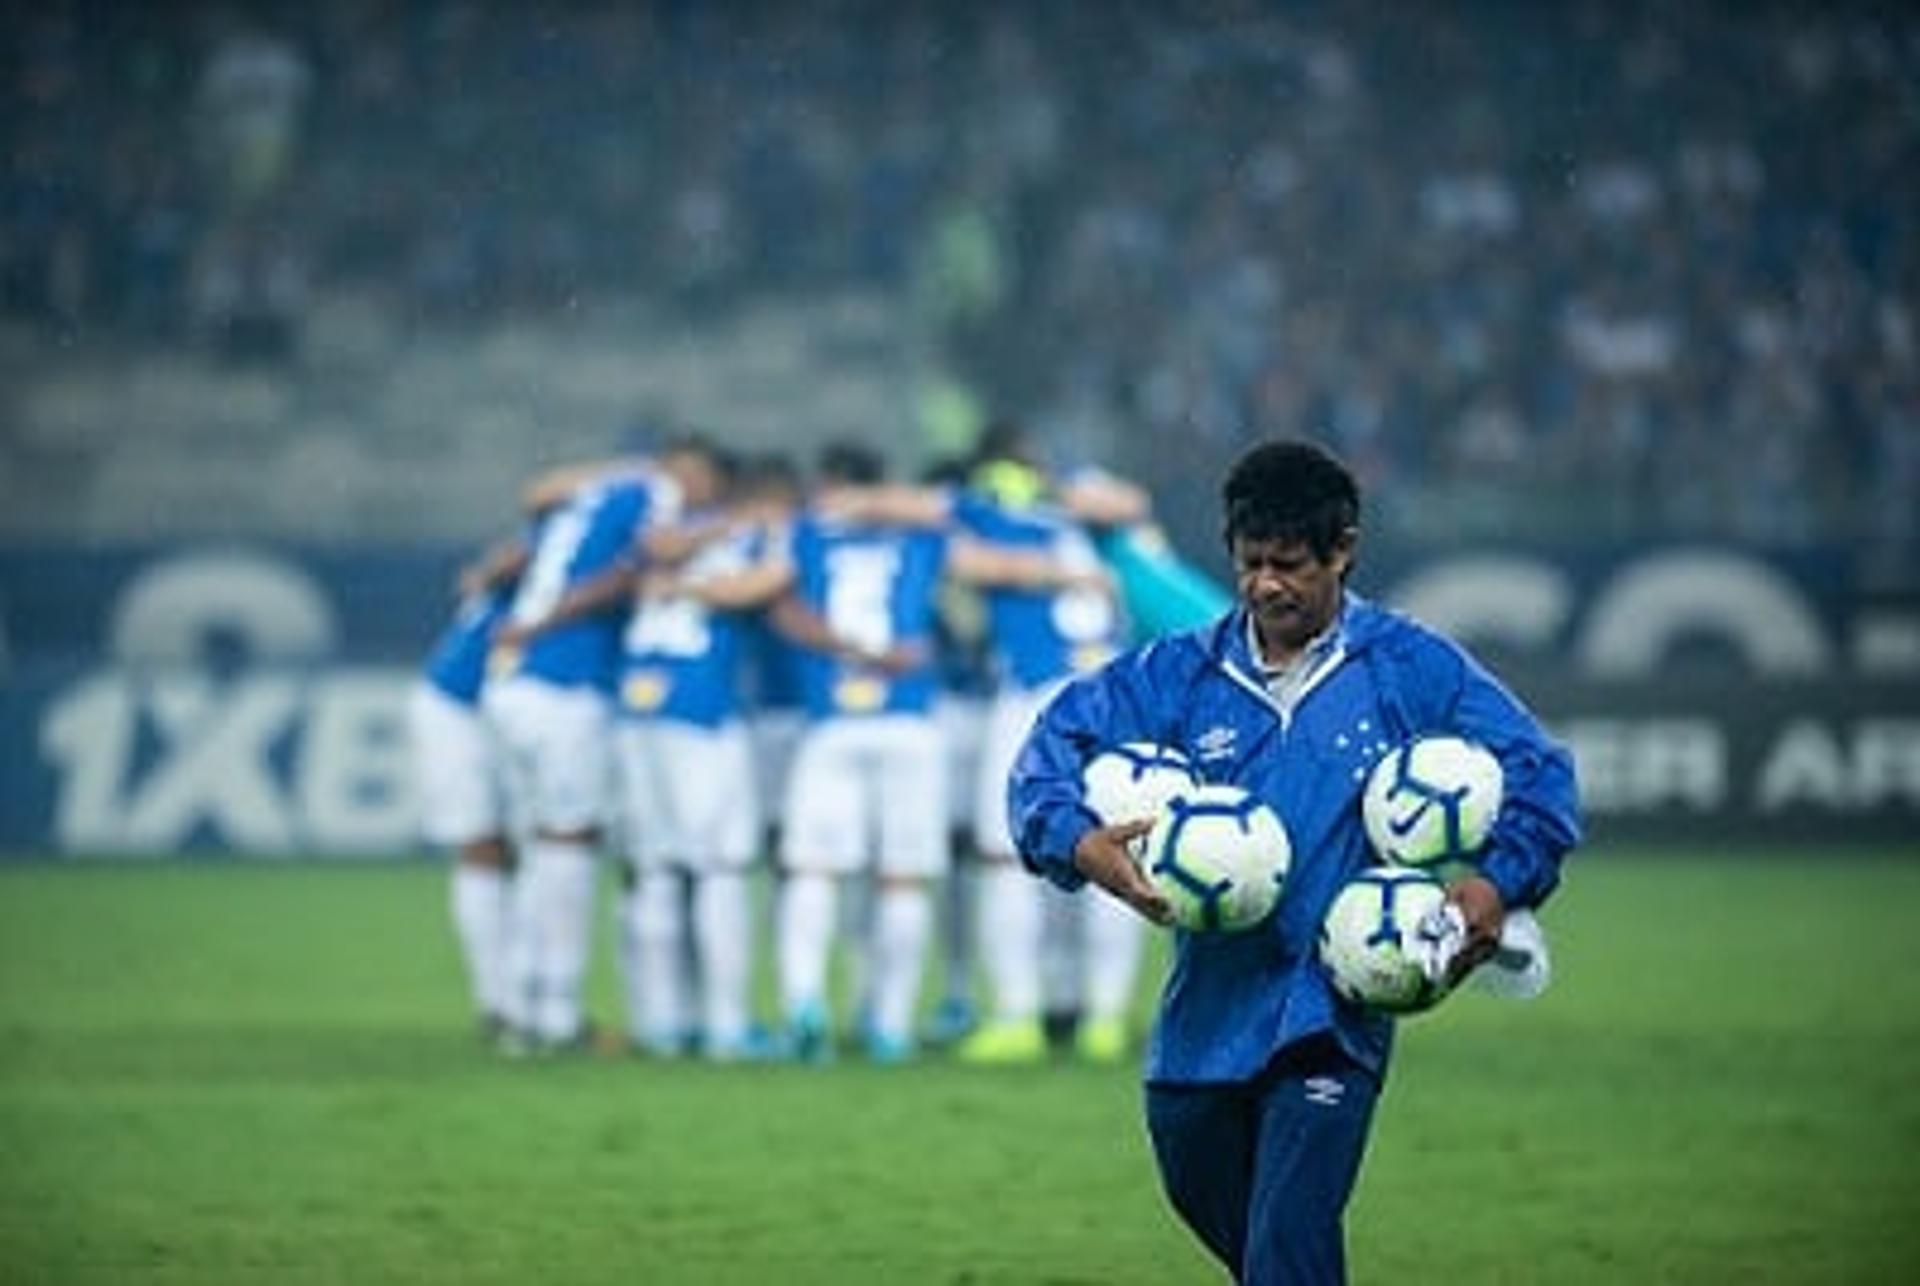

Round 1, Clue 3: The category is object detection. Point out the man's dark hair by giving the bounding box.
[1221,439,1361,562]
[662,431,739,489]
[969,417,1035,469]
[817,439,886,485]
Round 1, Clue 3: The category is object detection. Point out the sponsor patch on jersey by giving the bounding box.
[486,644,522,679]
[834,677,887,713]
[622,669,672,712]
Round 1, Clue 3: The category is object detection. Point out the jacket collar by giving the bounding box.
[1215,591,1378,669]
[1213,592,1380,719]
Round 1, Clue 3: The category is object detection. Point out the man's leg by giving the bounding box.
[512,682,610,1047]
[616,722,690,1054]
[957,855,1045,1061]
[521,828,600,1045]
[627,864,689,1053]
[867,716,949,1062]
[450,837,513,1030]
[692,866,754,1055]
[410,681,514,1033]
[1241,1041,1381,1286]
[1145,1079,1257,1277]
[866,874,932,1061]
[776,724,857,1059]
[956,690,1046,1062]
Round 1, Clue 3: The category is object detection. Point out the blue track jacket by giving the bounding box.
[1008,593,1580,1085]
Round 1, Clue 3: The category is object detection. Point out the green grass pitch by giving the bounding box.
[2,850,1917,1284]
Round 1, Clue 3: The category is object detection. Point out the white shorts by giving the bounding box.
[407,681,507,847]
[616,718,760,871]
[781,714,949,879]
[935,693,987,832]
[973,680,1067,858]
[481,674,612,836]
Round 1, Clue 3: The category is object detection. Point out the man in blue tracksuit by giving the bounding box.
[1008,439,1580,1285]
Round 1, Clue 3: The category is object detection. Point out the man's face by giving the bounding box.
[670,453,723,508]
[1231,532,1354,657]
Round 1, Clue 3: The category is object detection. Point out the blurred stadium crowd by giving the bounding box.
[1,1,1915,584]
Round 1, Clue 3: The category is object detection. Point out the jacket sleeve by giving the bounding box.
[1006,636,1195,890]
[1438,646,1582,910]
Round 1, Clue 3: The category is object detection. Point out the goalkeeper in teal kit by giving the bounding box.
[1008,440,1581,1285]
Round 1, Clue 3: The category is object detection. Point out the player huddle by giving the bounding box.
[408,424,1178,1064]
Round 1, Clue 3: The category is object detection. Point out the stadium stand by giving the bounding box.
[0,1,1913,586]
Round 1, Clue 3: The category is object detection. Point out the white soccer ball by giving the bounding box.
[1361,734,1504,868]
[1140,784,1291,933]
[1082,741,1197,827]
[1318,866,1454,1014]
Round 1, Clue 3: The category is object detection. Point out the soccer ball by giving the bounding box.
[1361,734,1504,867]
[1082,741,1197,826]
[1318,866,1453,1014]
[1141,784,1291,933]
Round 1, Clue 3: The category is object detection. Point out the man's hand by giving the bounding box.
[1442,873,1507,986]
[844,639,929,676]
[1073,820,1172,926]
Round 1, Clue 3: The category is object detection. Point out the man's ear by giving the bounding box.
[1331,526,1359,579]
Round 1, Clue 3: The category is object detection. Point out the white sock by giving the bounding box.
[451,862,511,1019]
[694,871,753,1049]
[870,883,932,1045]
[627,868,687,1048]
[526,838,599,1043]
[978,861,1042,1022]
[778,872,836,1017]
[1084,888,1146,1023]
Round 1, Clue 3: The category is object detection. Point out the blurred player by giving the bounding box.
[763,441,941,1064]
[484,437,729,1051]
[609,460,794,1060]
[926,551,993,1048]
[772,441,1107,1063]
[407,540,521,1039]
[737,455,809,852]
[820,422,1153,1063]
[952,443,1144,1065]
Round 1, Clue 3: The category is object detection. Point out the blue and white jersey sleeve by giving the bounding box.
[423,587,511,705]
[953,492,1123,690]
[499,473,673,691]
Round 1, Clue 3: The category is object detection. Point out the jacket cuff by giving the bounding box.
[1476,840,1556,912]
[1027,806,1100,891]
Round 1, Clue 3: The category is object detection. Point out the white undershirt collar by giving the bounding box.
[1244,605,1348,722]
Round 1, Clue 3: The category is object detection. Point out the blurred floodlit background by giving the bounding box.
[0,0,1915,854]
